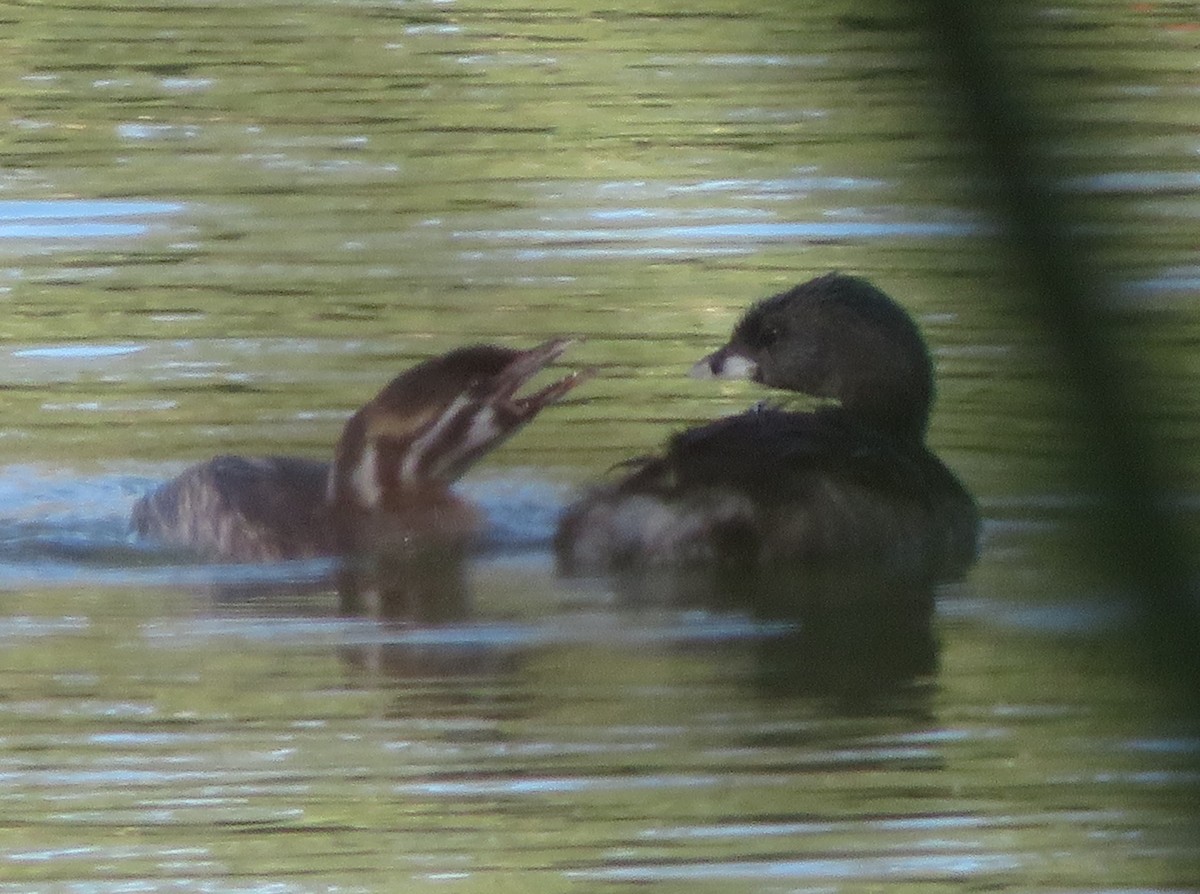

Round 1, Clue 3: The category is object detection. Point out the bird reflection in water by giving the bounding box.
[331,553,938,704]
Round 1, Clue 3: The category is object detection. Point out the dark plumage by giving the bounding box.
[555,273,978,582]
[130,455,331,561]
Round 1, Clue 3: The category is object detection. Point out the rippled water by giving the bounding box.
[1,0,1199,891]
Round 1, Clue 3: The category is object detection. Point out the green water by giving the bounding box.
[0,0,1198,890]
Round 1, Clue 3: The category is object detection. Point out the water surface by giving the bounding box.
[1,1,1199,891]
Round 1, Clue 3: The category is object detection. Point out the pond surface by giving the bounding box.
[2,1,1199,891]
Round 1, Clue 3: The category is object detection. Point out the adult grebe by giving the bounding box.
[555,273,978,583]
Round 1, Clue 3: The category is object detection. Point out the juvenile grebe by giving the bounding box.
[555,273,978,583]
[132,339,591,562]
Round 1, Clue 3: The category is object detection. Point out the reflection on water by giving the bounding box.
[0,199,184,243]
[457,213,984,260]
[2,461,1197,889]
[1,0,1198,889]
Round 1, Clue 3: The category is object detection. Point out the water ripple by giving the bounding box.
[0,199,183,244]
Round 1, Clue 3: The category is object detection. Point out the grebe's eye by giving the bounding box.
[758,324,780,348]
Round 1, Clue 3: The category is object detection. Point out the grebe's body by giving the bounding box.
[133,340,590,562]
[555,274,977,583]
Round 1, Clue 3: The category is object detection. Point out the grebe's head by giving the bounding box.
[329,339,592,512]
[691,273,935,441]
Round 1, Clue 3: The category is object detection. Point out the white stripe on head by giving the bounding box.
[350,441,383,508]
[427,404,502,481]
[400,393,475,483]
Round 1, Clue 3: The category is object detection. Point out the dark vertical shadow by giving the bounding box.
[337,542,472,624]
[914,1,1198,700]
[605,561,940,708]
[746,566,939,711]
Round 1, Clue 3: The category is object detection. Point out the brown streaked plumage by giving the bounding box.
[132,339,592,562]
[555,273,978,583]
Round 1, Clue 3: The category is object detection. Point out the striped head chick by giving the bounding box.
[328,339,592,549]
